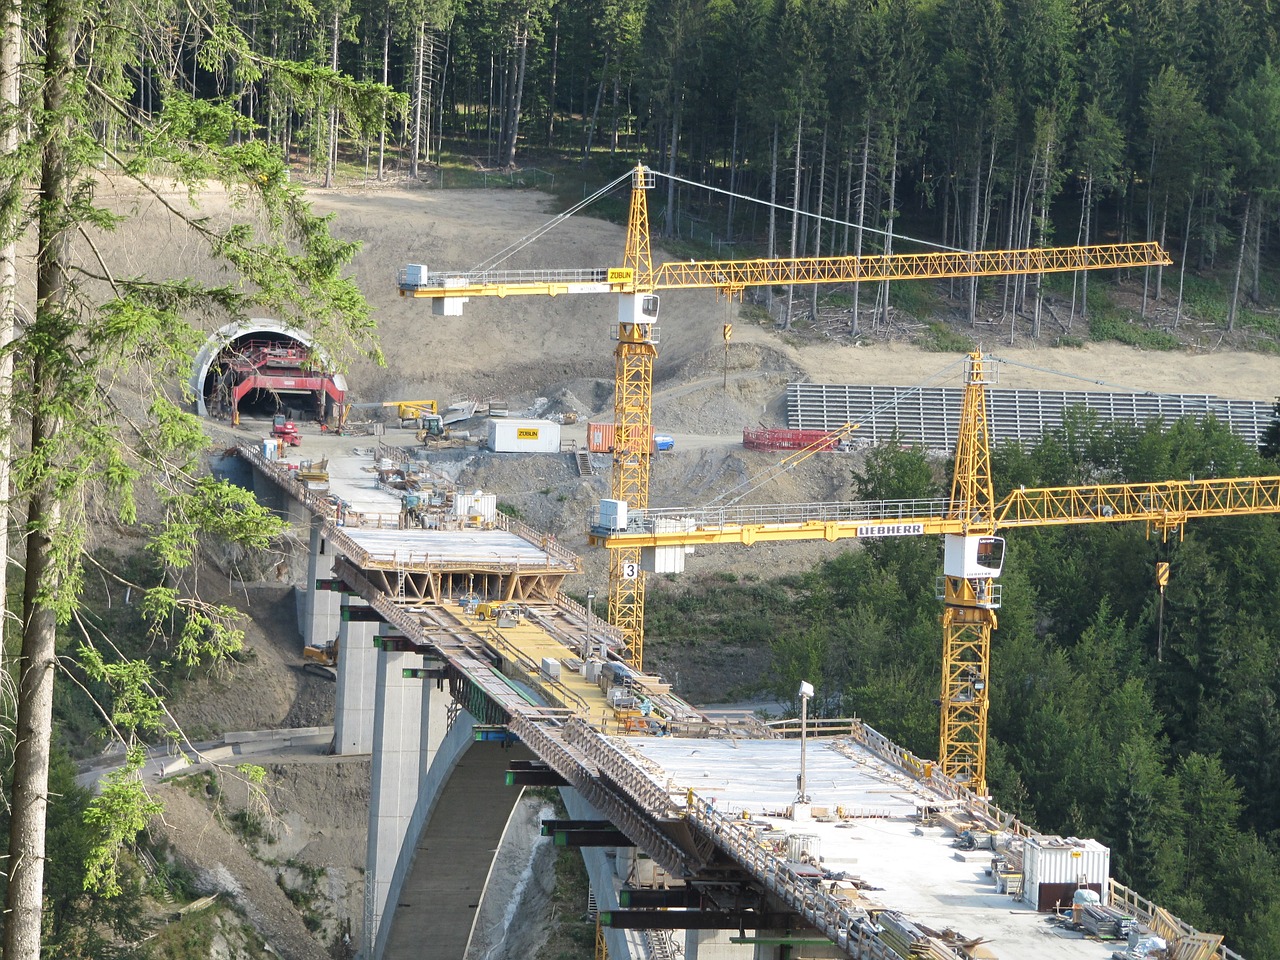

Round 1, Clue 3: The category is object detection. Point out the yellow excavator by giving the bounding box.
[302,637,338,680]
[339,399,438,432]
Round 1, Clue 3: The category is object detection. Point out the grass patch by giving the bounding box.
[920,322,975,353]
[1088,312,1181,349]
[890,279,942,317]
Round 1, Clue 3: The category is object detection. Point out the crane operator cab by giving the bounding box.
[943,534,1005,609]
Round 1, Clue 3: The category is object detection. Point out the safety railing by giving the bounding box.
[1108,880,1244,960]
[493,511,584,571]
[683,795,901,959]
[480,624,592,716]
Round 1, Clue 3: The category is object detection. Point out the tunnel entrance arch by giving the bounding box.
[190,320,346,424]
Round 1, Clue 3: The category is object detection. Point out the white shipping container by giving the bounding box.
[1022,836,1111,909]
[452,490,497,524]
[487,417,561,453]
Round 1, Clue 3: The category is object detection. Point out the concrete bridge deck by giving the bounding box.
[235,438,1240,960]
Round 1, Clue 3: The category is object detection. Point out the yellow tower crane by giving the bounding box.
[398,163,1172,673]
[599,350,1280,792]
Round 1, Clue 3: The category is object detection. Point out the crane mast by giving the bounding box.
[940,354,1001,791]
[609,166,658,667]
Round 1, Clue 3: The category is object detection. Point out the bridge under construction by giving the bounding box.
[236,429,1239,960]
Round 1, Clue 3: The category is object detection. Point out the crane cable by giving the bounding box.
[707,356,970,508]
[658,170,968,254]
[469,168,635,273]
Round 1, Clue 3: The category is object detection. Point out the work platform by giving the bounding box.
[622,735,1122,960]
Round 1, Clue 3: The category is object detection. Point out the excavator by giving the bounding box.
[338,399,438,432]
[302,636,338,680]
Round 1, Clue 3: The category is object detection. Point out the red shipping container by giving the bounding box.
[742,428,838,452]
[587,422,656,453]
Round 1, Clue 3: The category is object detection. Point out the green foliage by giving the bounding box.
[920,322,975,353]
[1087,311,1183,349]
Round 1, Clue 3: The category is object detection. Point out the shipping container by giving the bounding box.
[743,427,838,452]
[452,490,497,524]
[487,418,562,453]
[1022,836,1111,911]
[586,421,656,453]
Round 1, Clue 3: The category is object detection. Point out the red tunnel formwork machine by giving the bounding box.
[192,322,346,425]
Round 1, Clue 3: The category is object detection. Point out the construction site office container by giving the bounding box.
[487,418,561,453]
[587,421,656,453]
[1022,836,1111,911]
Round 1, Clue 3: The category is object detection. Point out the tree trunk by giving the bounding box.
[0,0,19,690]
[967,143,981,325]
[663,104,679,237]
[879,133,899,331]
[810,127,826,321]
[501,23,528,168]
[582,49,609,163]
[767,122,778,314]
[726,102,739,241]
[377,14,390,179]
[784,110,802,330]
[1250,197,1263,303]
[1228,192,1250,331]
[546,16,558,147]
[324,3,339,187]
[1175,196,1194,329]
[4,3,73,958]
[410,22,424,179]
[852,116,870,335]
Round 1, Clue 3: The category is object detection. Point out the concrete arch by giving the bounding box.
[189,319,347,418]
[378,717,535,960]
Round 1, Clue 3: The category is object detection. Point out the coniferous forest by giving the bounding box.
[239,0,1280,330]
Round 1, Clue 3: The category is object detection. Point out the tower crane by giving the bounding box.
[398,163,1172,675]
[596,350,1280,792]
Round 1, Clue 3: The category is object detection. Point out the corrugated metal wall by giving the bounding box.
[786,383,1273,451]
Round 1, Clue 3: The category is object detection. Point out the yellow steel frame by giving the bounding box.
[398,164,1178,688]
[609,166,657,669]
[940,353,999,792]
[649,243,1170,291]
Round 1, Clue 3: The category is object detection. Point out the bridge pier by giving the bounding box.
[334,597,381,754]
[303,515,341,648]
[366,643,435,953]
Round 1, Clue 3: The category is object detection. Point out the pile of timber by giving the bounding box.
[1079,903,1138,939]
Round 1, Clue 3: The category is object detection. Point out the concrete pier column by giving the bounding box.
[333,598,382,754]
[685,930,749,960]
[302,516,340,647]
[365,644,426,952]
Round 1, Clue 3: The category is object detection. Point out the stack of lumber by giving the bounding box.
[1080,903,1138,939]
[878,912,970,959]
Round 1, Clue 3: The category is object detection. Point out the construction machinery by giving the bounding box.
[339,398,438,432]
[597,350,1280,792]
[302,637,338,680]
[272,413,301,446]
[399,162,1172,675]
